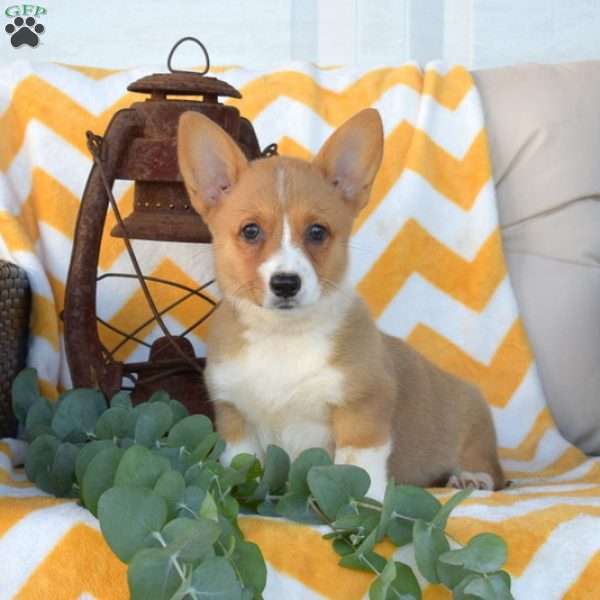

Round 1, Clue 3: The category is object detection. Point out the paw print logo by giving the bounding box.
[5,16,45,48]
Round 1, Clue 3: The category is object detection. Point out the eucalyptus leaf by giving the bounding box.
[333,505,380,535]
[110,391,132,410]
[439,533,508,574]
[178,485,207,518]
[209,437,226,460]
[487,571,514,600]
[200,491,219,522]
[453,572,514,600]
[24,397,53,441]
[385,485,443,547]
[288,448,332,495]
[247,446,290,502]
[153,470,186,519]
[81,446,124,516]
[339,549,387,573]
[369,560,421,600]
[128,547,181,600]
[153,446,188,473]
[332,538,354,557]
[75,440,115,486]
[167,415,213,451]
[189,556,243,600]
[169,399,189,424]
[413,518,450,583]
[161,516,220,562]
[392,485,442,522]
[135,403,174,448]
[377,480,397,541]
[220,495,239,521]
[307,464,370,520]
[433,488,472,528]
[95,407,131,441]
[369,559,396,600]
[11,367,41,423]
[231,540,266,594]
[231,454,262,481]
[149,391,171,404]
[51,389,104,442]
[262,445,290,492]
[114,445,171,489]
[436,559,474,590]
[189,432,221,464]
[98,485,168,563]
[50,442,79,496]
[25,433,59,483]
[276,492,321,524]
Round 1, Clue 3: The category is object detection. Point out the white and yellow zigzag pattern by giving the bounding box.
[0,61,599,599]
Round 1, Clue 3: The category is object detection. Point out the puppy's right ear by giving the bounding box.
[177,111,248,217]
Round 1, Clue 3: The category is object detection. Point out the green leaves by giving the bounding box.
[24,397,53,441]
[276,448,334,524]
[13,368,513,600]
[369,559,421,600]
[51,389,104,442]
[289,447,332,495]
[308,464,370,520]
[413,519,450,584]
[161,517,220,562]
[433,488,472,528]
[439,534,508,574]
[128,547,181,600]
[134,403,174,448]
[167,415,213,451]
[114,445,170,489]
[11,367,41,423]
[25,435,80,496]
[453,572,513,600]
[98,486,168,562]
[95,407,130,440]
[82,446,124,515]
[189,556,243,599]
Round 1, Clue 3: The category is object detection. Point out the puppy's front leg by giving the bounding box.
[332,406,392,503]
[215,402,263,466]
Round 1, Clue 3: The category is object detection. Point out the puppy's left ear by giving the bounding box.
[313,108,383,211]
[177,111,248,219]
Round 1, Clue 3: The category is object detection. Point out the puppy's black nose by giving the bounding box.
[270,272,301,298]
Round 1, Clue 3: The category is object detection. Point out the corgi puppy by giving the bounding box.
[177,109,504,500]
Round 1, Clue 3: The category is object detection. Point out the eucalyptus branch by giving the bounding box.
[11,368,514,600]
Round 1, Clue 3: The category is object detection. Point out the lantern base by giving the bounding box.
[129,336,214,419]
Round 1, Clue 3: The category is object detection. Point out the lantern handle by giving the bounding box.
[167,37,210,76]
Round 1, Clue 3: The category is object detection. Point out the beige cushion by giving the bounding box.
[474,62,600,454]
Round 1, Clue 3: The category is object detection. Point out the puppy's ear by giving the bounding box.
[177,111,248,217]
[313,108,383,211]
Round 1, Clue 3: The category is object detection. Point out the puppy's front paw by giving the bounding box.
[448,471,494,491]
[335,442,391,503]
[219,437,263,467]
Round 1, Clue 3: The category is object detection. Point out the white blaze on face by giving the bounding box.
[259,217,321,309]
[258,167,321,309]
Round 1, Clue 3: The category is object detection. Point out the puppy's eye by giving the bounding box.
[241,223,262,243]
[306,224,328,244]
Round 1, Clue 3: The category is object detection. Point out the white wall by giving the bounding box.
[0,0,599,69]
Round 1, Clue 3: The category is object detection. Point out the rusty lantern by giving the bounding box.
[63,38,270,415]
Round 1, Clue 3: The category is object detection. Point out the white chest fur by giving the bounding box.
[206,293,351,460]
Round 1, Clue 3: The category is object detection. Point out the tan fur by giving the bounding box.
[177,108,505,490]
[214,402,247,444]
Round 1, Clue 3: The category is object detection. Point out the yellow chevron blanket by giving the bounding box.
[0,61,599,599]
